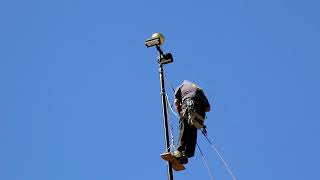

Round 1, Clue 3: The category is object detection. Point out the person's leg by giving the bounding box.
[175,119,189,164]
[177,119,186,154]
[184,122,198,158]
[184,125,197,158]
[177,100,191,153]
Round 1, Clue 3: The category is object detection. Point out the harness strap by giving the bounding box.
[181,99,205,129]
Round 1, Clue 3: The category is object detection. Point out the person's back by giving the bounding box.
[175,80,210,118]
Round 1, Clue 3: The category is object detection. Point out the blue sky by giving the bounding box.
[1,0,320,179]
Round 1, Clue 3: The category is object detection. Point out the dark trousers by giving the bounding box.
[177,118,198,158]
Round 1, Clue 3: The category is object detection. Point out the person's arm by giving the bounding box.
[202,90,211,112]
[174,98,182,114]
[204,106,211,112]
[174,85,182,115]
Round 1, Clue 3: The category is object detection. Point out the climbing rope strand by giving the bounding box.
[196,143,214,180]
[163,75,179,119]
[164,74,176,93]
[165,94,175,151]
[165,93,180,119]
[201,130,237,180]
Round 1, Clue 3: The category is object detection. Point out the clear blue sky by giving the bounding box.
[1,0,319,179]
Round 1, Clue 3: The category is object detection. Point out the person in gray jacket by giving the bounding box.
[173,80,211,164]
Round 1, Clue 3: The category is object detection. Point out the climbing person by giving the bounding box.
[173,80,211,164]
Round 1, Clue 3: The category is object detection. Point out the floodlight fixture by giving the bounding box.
[159,53,173,65]
[145,32,173,65]
[145,32,165,47]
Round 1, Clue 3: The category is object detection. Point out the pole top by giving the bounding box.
[151,33,165,46]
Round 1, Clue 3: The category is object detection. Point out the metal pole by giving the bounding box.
[159,62,174,180]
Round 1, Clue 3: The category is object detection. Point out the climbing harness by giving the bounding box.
[180,99,205,129]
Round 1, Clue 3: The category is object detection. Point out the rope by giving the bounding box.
[164,74,176,93]
[201,130,237,180]
[197,143,214,180]
[165,94,175,151]
[166,93,180,119]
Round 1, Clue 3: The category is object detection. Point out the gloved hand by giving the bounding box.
[202,126,208,136]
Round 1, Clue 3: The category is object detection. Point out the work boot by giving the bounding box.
[173,150,188,164]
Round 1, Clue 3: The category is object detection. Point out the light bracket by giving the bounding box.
[158,53,173,65]
[145,37,161,47]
